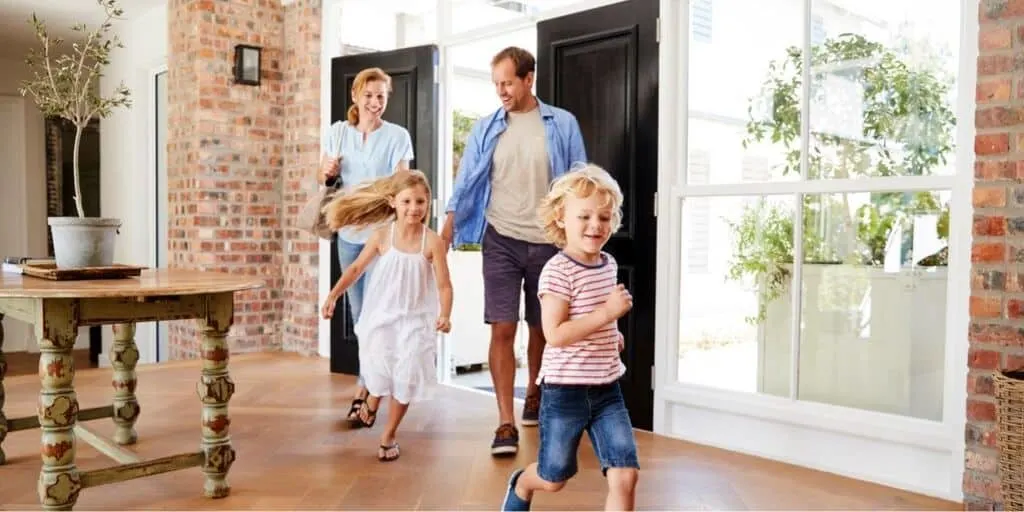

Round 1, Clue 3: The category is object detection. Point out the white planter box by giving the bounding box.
[757,264,947,421]
[446,250,528,370]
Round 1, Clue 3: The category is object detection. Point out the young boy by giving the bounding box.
[501,165,640,511]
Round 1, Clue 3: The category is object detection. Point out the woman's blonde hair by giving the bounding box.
[348,67,392,125]
[538,164,624,248]
[323,170,432,231]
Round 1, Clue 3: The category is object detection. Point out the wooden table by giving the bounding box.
[0,269,262,511]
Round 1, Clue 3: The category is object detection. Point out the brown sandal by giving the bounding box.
[355,403,377,429]
[378,442,400,462]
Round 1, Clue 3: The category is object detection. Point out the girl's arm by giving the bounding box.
[430,232,454,321]
[540,294,614,348]
[326,230,382,303]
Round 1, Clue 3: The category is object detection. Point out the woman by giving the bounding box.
[319,67,414,426]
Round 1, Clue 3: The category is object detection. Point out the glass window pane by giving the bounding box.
[805,0,959,179]
[677,193,797,396]
[793,190,950,420]
[686,0,804,185]
[447,0,584,35]
[339,0,437,52]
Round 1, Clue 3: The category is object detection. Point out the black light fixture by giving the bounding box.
[233,44,262,86]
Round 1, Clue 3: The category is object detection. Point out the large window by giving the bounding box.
[676,0,960,422]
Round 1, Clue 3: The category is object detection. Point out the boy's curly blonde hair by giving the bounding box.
[537,164,624,248]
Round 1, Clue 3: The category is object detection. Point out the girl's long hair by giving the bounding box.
[323,170,432,231]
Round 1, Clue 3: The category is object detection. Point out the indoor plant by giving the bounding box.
[19,0,131,268]
[728,33,956,324]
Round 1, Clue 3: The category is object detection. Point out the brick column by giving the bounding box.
[282,0,323,355]
[167,0,286,357]
[966,0,1024,508]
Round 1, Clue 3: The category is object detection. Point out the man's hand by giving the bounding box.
[440,212,455,252]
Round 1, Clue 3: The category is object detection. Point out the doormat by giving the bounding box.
[473,386,527,400]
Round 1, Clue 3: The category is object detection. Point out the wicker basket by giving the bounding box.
[995,370,1024,511]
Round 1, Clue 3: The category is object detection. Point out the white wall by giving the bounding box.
[0,57,48,353]
[99,3,168,364]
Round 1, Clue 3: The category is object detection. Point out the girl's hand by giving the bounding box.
[321,294,338,319]
[435,316,451,333]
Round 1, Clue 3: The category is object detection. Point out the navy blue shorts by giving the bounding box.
[536,381,640,483]
[481,224,558,326]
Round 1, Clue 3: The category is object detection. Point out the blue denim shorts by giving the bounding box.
[537,381,640,483]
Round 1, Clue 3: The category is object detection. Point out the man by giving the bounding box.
[441,46,587,456]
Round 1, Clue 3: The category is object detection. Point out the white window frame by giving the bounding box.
[654,0,975,502]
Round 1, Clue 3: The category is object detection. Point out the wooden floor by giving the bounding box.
[0,352,958,510]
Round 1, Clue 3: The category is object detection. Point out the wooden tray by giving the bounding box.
[21,263,147,281]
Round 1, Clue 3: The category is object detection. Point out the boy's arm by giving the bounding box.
[538,263,612,348]
[540,295,614,348]
[430,232,454,320]
[326,229,382,302]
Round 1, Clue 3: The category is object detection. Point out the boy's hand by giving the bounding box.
[435,316,451,333]
[602,284,633,322]
[321,294,338,319]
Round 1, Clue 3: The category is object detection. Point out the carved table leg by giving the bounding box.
[36,299,82,511]
[196,293,235,499]
[0,313,7,465]
[110,323,140,445]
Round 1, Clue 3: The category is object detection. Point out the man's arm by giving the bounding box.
[566,114,588,168]
[442,119,485,247]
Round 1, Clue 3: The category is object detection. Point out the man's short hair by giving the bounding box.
[490,46,536,79]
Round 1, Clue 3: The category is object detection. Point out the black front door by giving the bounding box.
[537,0,659,430]
[329,45,439,375]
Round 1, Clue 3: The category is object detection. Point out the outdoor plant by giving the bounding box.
[452,109,481,252]
[728,33,956,323]
[19,0,132,218]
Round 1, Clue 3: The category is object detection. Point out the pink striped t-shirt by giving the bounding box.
[535,251,627,385]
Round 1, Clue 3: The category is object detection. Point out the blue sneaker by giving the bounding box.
[501,468,531,511]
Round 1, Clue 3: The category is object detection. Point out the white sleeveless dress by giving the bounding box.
[354,222,440,404]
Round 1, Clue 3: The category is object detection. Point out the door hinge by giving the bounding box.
[653,192,658,217]
[655,17,660,43]
[651,364,656,390]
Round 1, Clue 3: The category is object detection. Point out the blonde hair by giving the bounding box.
[538,164,624,248]
[348,67,392,125]
[323,170,432,231]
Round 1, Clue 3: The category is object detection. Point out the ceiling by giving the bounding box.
[0,0,164,60]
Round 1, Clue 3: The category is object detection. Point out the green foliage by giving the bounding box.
[452,109,480,178]
[18,0,132,217]
[728,34,955,324]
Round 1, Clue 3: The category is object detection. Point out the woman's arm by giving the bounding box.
[430,232,453,322]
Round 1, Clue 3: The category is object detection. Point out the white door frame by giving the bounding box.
[143,63,169,364]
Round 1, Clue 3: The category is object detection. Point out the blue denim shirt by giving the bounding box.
[446,99,587,246]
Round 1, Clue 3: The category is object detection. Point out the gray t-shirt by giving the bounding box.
[485,107,551,244]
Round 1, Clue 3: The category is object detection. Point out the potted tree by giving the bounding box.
[727,33,955,418]
[19,0,131,268]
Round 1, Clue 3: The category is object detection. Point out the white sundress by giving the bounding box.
[354,222,440,404]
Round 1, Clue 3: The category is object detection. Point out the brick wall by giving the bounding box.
[167,0,291,358]
[282,0,322,355]
[967,0,1024,508]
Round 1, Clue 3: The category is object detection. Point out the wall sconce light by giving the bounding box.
[233,44,262,86]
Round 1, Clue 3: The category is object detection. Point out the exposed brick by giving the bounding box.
[975,186,1007,207]
[973,242,1006,263]
[981,24,1014,50]
[165,0,323,358]
[966,422,999,449]
[968,371,996,395]
[972,296,1004,318]
[976,133,1011,155]
[1005,352,1024,370]
[977,53,1017,75]
[966,447,1000,473]
[976,160,1020,180]
[979,78,1013,103]
[973,269,1006,291]
[977,106,1024,128]
[968,399,997,422]
[970,323,1024,346]
[975,214,1008,236]
[969,346,1002,369]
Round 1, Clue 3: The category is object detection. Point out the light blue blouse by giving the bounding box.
[324,119,414,243]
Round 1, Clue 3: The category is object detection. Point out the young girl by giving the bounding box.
[320,170,453,462]
[501,165,639,511]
